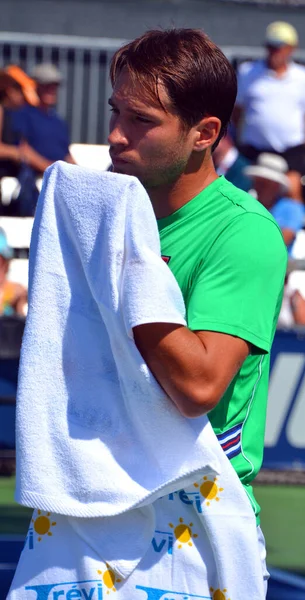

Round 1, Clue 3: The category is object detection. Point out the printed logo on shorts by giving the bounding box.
[23,581,214,599]
[151,517,198,555]
[210,588,230,600]
[24,579,103,599]
[136,585,211,599]
[97,566,121,594]
[167,476,224,513]
[151,528,174,555]
[167,489,203,513]
[24,510,57,552]
[169,517,198,548]
[193,476,224,507]
[31,510,57,542]
[22,566,122,598]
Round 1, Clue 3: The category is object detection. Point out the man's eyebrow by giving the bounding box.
[108,96,159,117]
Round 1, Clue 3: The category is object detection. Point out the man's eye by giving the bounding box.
[136,115,152,123]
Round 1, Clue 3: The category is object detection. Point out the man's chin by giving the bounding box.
[112,163,135,176]
[112,163,145,183]
[111,162,151,188]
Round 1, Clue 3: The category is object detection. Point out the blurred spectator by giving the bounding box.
[0,68,43,216]
[233,22,305,177]
[8,63,76,216]
[0,68,39,177]
[213,133,252,191]
[245,153,305,326]
[244,153,305,253]
[279,273,305,327]
[5,65,39,108]
[12,63,75,175]
[0,71,26,181]
[0,228,27,316]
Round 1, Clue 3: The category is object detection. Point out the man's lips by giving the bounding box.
[110,153,130,165]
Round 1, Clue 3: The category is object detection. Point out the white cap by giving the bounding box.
[244,153,290,191]
[265,21,298,47]
[31,63,62,85]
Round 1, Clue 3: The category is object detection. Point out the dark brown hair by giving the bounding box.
[110,29,237,148]
[0,71,22,103]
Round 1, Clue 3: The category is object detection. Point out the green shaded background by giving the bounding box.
[255,484,305,573]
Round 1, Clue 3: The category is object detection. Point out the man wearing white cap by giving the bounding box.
[245,153,305,253]
[245,153,305,328]
[11,63,75,176]
[234,22,305,175]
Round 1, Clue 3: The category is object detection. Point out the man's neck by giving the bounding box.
[267,60,289,77]
[149,154,218,219]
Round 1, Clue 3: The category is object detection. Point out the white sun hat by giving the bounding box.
[244,153,290,192]
[265,21,298,48]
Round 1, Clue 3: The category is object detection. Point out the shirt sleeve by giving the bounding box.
[271,199,305,233]
[187,213,287,353]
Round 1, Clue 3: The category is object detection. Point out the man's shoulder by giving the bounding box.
[219,178,283,234]
[215,182,287,276]
[273,196,305,218]
[289,61,305,81]
[11,104,35,122]
[238,59,265,79]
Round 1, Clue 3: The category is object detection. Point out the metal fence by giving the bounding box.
[2,32,305,145]
[217,0,305,5]
[0,31,127,145]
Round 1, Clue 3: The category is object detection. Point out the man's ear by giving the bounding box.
[193,117,222,152]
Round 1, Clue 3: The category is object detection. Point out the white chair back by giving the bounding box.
[69,143,111,171]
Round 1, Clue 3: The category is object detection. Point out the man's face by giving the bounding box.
[266,44,294,70]
[253,176,281,208]
[37,82,59,107]
[6,86,25,109]
[108,70,197,190]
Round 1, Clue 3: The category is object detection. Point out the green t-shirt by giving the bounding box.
[158,177,287,522]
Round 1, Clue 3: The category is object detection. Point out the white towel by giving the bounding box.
[8,484,267,599]
[13,162,266,596]
[16,161,221,519]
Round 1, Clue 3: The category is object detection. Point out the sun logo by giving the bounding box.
[210,587,230,600]
[168,517,198,549]
[97,565,122,594]
[194,476,224,506]
[31,510,56,542]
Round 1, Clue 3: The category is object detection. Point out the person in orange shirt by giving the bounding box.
[0,228,27,316]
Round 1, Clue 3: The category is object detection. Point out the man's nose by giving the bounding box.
[108,121,129,147]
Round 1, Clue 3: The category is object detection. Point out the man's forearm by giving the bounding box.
[134,323,214,417]
[20,143,52,173]
[133,322,250,418]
